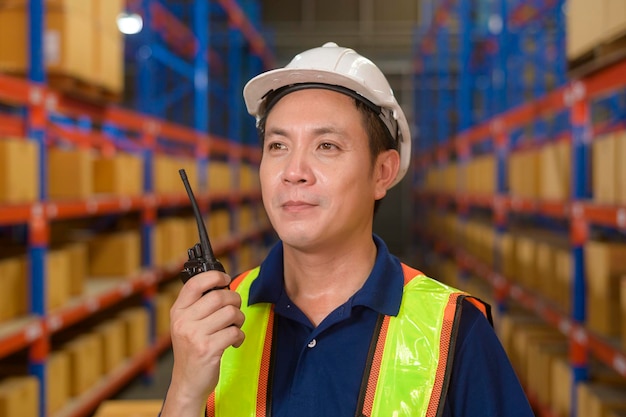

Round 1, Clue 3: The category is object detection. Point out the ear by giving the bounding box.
[373,149,400,200]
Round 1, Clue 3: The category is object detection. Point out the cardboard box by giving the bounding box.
[0,254,27,323]
[208,161,232,194]
[47,247,71,311]
[154,156,196,194]
[93,400,164,417]
[526,339,568,409]
[593,134,617,204]
[0,4,95,83]
[155,292,173,337]
[88,230,141,277]
[551,356,572,417]
[95,319,127,373]
[567,0,606,59]
[48,147,93,199]
[66,332,103,396]
[119,307,149,357]
[516,235,537,289]
[95,31,124,95]
[605,0,626,41]
[239,163,259,192]
[47,349,70,415]
[616,131,626,205]
[539,140,571,201]
[0,137,38,203]
[621,276,626,350]
[0,376,39,417]
[153,217,195,267]
[555,247,573,314]
[65,241,87,296]
[509,150,540,199]
[535,241,556,299]
[511,325,563,385]
[577,383,626,417]
[585,241,626,336]
[93,152,143,196]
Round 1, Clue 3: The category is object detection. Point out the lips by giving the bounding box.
[281,200,317,211]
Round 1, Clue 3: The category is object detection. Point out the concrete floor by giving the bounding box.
[113,349,174,402]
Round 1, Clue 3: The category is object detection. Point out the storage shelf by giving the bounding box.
[51,333,172,417]
[418,191,626,229]
[0,191,263,226]
[0,225,270,360]
[0,316,43,358]
[419,228,626,380]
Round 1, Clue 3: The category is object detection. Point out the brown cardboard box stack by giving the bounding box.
[93,152,144,196]
[46,350,70,415]
[95,318,127,374]
[0,0,125,97]
[584,240,626,337]
[88,230,141,277]
[47,246,72,310]
[567,0,626,60]
[119,307,150,358]
[208,161,233,194]
[509,149,540,199]
[0,254,27,323]
[577,382,626,417]
[591,130,626,204]
[153,216,196,267]
[621,276,626,349]
[47,147,94,199]
[93,400,164,417]
[0,376,39,417]
[0,137,39,203]
[539,140,571,201]
[465,155,495,195]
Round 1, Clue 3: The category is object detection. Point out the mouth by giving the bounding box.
[281,200,317,212]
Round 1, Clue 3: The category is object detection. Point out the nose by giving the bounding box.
[282,148,313,185]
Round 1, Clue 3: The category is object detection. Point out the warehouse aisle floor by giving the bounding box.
[113,349,173,402]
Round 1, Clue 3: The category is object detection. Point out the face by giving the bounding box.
[259,88,398,252]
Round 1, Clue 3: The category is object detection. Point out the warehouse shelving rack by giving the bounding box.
[413,46,626,417]
[413,0,567,151]
[0,1,275,416]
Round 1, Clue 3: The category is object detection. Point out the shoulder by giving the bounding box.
[445,300,534,416]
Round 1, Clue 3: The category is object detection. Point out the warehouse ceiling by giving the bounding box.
[259,0,422,129]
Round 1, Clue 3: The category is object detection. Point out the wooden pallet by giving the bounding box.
[568,31,626,78]
[47,73,122,105]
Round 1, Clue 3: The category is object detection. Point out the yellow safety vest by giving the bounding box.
[207,264,488,417]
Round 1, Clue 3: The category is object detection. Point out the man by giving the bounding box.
[161,42,534,417]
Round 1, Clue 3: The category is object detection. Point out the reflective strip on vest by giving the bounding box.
[208,265,477,417]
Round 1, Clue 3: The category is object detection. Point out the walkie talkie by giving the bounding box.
[178,169,228,292]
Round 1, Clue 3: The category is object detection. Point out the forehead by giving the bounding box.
[266,88,360,121]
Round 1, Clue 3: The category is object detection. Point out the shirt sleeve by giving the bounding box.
[442,299,536,417]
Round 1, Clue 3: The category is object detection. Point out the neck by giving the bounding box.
[283,235,377,326]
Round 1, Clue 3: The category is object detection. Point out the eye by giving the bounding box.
[267,142,287,151]
[318,142,338,151]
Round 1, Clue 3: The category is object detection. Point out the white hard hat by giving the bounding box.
[243,42,411,188]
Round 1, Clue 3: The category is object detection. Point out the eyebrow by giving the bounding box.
[265,125,347,138]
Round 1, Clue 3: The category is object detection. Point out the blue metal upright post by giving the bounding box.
[458,0,472,132]
[194,0,209,192]
[26,1,48,416]
[137,0,155,115]
[569,96,591,417]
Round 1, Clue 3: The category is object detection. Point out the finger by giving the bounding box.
[180,289,242,323]
[174,271,231,309]
[198,304,246,336]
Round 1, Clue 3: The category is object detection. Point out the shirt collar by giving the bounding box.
[248,235,404,317]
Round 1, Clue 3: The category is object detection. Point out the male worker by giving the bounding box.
[161,42,534,417]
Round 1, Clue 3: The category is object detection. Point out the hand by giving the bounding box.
[160,271,245,417]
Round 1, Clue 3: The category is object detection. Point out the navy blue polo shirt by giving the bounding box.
[247,235,534,417]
